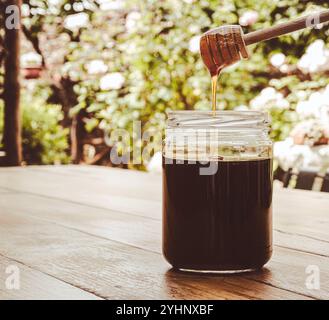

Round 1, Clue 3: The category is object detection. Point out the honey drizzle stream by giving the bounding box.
[211,71,220,114]
[211,75,217,113]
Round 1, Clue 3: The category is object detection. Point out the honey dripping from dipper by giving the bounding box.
[200,25,249,112]
[200,10,329,112]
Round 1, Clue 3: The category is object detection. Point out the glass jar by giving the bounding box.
[162,110,273,273]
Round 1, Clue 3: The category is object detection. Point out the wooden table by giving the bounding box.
[0,165,328,300]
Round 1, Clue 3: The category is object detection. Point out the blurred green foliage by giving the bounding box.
[70,0,329,143]
[0,92,69,165]
[2,0,329,166]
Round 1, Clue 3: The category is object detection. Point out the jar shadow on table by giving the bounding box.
[163,268,272,299]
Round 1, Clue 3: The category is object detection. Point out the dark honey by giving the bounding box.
[162,157,273,272]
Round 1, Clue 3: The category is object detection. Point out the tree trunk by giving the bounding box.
[51,77,84,164]
[71,110,86,164]
[2,0,22,166]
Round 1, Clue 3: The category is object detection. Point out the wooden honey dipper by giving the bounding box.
[200,10,329,76]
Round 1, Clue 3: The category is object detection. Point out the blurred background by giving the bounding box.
[0,0,329,186]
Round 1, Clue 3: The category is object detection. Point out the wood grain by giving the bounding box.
[0,166,328,300]
[0,255,101,300]
[0,188,12,194]
[1,192,329,258]
[2,167,328,254]
[0,192,161,253]
[0,211,311,300]
[0,167,161,218]
[244,10,329,45]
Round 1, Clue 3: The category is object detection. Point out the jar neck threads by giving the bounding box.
[164,111,272,162]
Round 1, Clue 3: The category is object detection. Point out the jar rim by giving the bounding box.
[167,110,267,116]
[164,111,272,161]
[166,110,270,130]
[167,110,266,112]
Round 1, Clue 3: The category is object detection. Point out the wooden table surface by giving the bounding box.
[0,165,328,300]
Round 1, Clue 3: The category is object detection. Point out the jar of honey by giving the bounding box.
[162,110,273,273]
